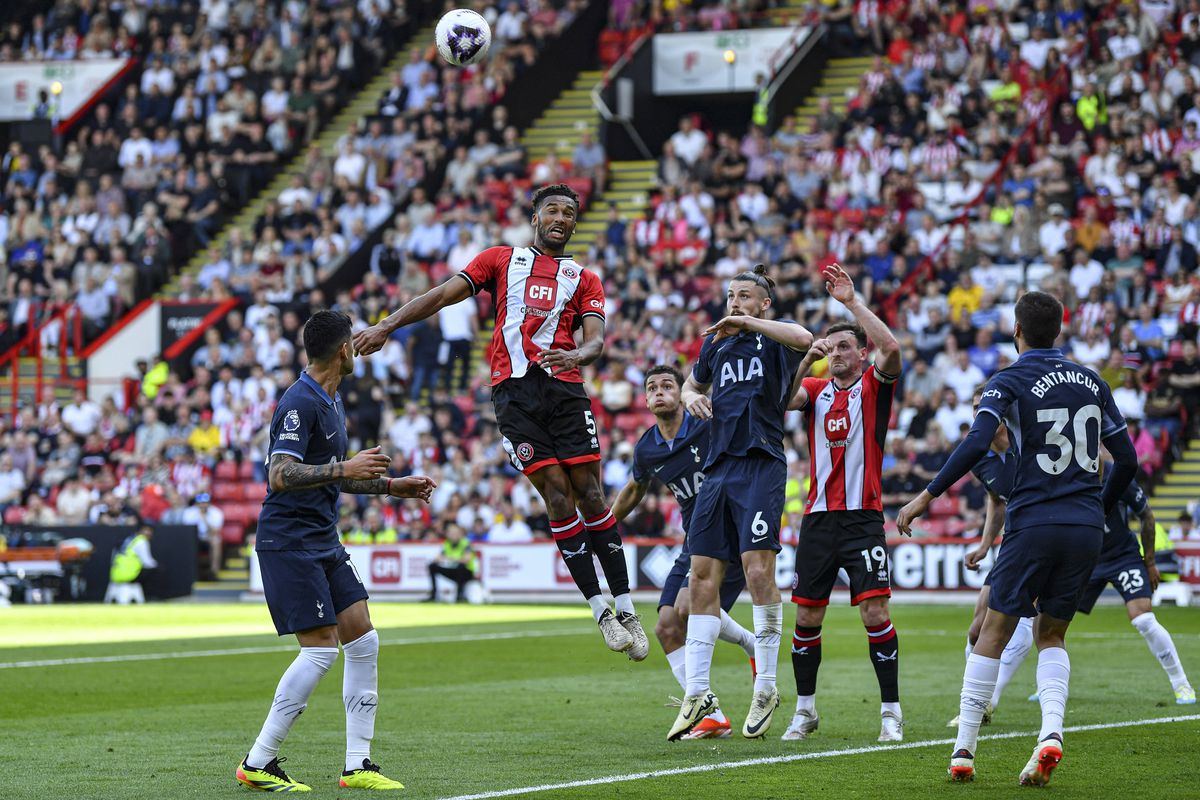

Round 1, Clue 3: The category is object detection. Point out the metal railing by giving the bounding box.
[2,302,84,418]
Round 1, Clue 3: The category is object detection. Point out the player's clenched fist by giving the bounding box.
[389,475,437,503]
[352,324,389,356]
[345,446,392,480]
[685,394,713,420]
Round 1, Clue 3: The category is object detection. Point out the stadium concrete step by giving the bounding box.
[161,21,437,296]
[789,56,869,122]
[519,72,604,154]
[1151,438,1200,517]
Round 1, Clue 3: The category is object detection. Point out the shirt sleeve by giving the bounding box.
[573,269,606,322]
[630,447,648,485]
[1097,378,1129,440]
[798,377,825,410]
[1123,479,1148,516]
[976,372,1016,424]
[270,399,314,462]
[869,360,900,385]
[458,246,504,296]
[692,335,716,385]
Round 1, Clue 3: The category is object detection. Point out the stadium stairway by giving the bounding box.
[518,69,654,250]
[1150,438,1200,523]
[192,543,252,600]
[161,20,439,295]
[12,356,83,407]
[792,55,873,131]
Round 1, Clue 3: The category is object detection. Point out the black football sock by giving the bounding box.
[791,624,822,697]
[866,619,900,703]
[551,514,600,599]
[583,509,631,607]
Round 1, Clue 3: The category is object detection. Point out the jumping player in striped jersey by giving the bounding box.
[353,184,648,659]
[783,264,904,743]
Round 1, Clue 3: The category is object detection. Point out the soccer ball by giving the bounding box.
[435,9,492,67]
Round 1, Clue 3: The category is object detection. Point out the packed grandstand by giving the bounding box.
[2,0,1200,584]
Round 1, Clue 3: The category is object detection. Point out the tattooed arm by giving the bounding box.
[268,447,392,493]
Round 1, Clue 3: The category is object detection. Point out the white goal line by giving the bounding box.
[436,714,1200,800]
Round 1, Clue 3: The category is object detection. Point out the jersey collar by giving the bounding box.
[653,411,692,447]
[529,245,574,261]
[1017,347,1064,361]
[299,370,336,407]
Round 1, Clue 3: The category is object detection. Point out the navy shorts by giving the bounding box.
[689,453,785,562]
[1076,551,1154,614]
[986,524,1102,621]
[259,545,369,636]
[658,549,746,612]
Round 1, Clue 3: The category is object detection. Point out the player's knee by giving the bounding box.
[655,614,684,651]
[859,599,890,627]
[795,605,824,628]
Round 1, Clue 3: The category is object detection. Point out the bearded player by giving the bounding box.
[353,184,648,658]
[612,365,757,739]
[783,264,904,743]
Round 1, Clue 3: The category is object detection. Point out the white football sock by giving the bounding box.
[666,647,687,691]
[795,694,815,713]
[954,654,1000,754]
[587,595,610,621]
[248,646,338,768]
[343,630,379,772]
[1036,647,1070,742]
[881,701,902,718]
[752,603,782,693]
[964,636,973,661]
[684,614,720,696]
[614,593,636,616]
[718,609,756,658]
[1132,612,1189,688]
[993,617,1034,708]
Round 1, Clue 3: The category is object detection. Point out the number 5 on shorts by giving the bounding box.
[584,410,596,435]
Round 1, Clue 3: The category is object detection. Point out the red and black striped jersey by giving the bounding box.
[457,245,605,385]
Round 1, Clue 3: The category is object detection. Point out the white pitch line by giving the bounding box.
[436,714,1200,800]
[0,628,588,670]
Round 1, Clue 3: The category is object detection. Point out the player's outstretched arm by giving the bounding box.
[342,475,438,504]
[824,262,901,377]
[268,447,392,493]
[353,274,473,356]
[897,412,1001,535]
[681,373,713,420]
[612,477,649,524]
[706,314,813,353]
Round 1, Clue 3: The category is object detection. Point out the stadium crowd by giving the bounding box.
[5,0,1200,576]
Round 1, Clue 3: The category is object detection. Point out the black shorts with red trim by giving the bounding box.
[493,368,600,475]
[791,510,891,607]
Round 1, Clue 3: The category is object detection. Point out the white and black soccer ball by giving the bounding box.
[435,9,492,67]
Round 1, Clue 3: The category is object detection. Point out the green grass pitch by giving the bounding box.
[2,601,1198,799]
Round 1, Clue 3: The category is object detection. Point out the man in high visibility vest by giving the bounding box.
[345,507,399,545]
[752,73,769,129]
[426,524,477,602]
[110,524,158,587]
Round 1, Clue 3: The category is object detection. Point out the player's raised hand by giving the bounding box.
[807,338,832,360]
[822,263,857,306]
[895,489,933,537]
[537,348,580,375]
[389,475,437,504]
[703,315,747,342]
[353,324,389,357]
[345,446,392,480]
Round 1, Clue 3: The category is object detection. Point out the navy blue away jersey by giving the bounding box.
[1101,478,1149,561]
[977,348,1127,531]
[257,372,349,551]
[631,412,710,531]
[692,325,805,467]
[970,449,1017,503]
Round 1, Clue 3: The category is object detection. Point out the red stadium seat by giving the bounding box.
[238,461,256,480]
[244,483,268,503]
[920,519,949,536]
[928,496,960,518]
[221,523,246,546]
[212,483,243,502]
[215,461,238,481]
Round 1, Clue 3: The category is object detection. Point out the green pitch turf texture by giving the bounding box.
[2,602,1198,799]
